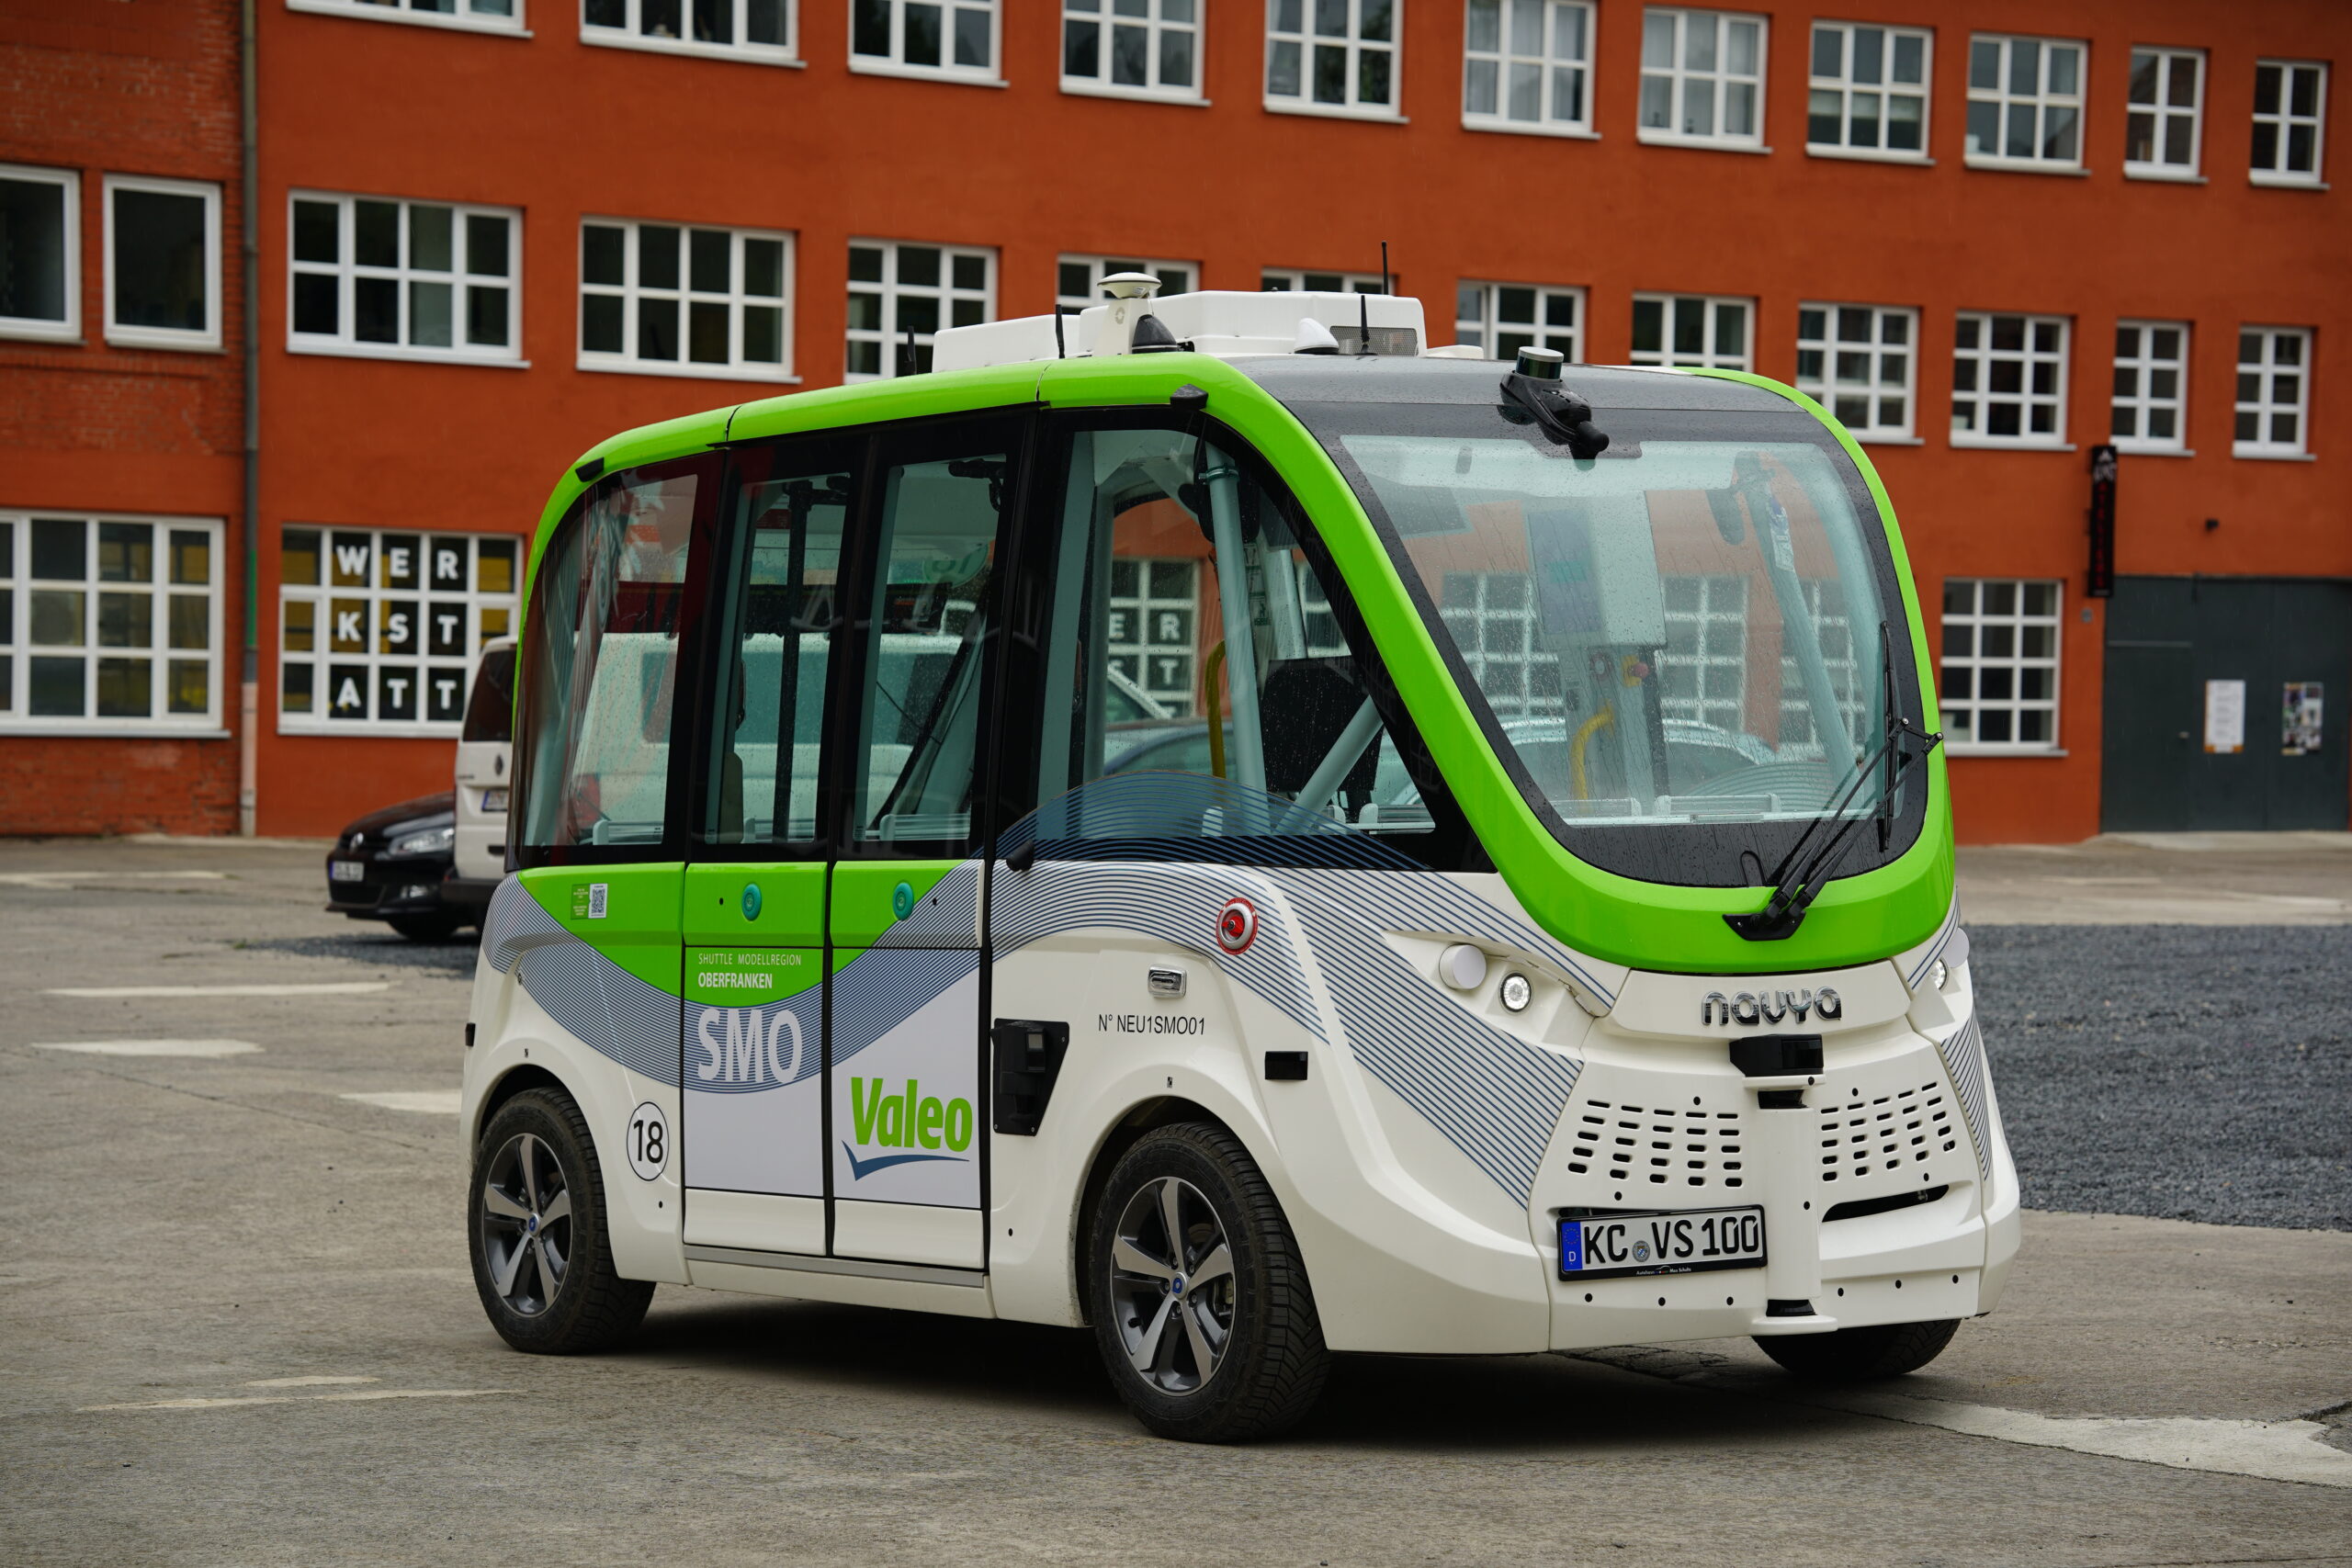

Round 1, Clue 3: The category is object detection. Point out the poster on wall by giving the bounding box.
[2283,682,2324,756]
[2203,680,2246,754]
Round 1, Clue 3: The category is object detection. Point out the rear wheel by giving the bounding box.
[1756,1318,1960,1382]
[1085,1123,1329,1442]
[469,1089,652,1354]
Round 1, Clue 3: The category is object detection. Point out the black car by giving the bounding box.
[324,791,471,941]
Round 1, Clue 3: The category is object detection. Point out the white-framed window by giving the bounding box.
[289,0,526,35]
[1659,573,1747,733]
[852,0,998,81]
[2251,61,2328,186]
[2111,321,2188,453]
[1779,579,1863,751]
[1807,21,1929,160]
[1796,303,1917,440]
[288,192,520,365]
[579,219,794,381]
[1438,571,1556,720]
[1638,8,1766,149]
[1057,254,1196,312]
[1464,0,1594,136]
[582,0,796,62]
[1455,282,1583,362]
[0,164,79,343]
[2234,326,2312,458]
[1265,0,1401,119]
[1061,0,1200,101]
[0,513,224,731]
[846,239,992,379]
[104,175,220,352]
[1107,557,1199,717]
[2125,47,2203,178]
[1951,311,2069,446]
[1939,578,2060,752]
[1630,292,1751,369]
[1965,34,2085,170]
[1262,268,1388,294]
[277,525,523,733]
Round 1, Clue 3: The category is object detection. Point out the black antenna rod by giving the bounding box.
[1052,305,1066,360]
[1381,241,1390,296]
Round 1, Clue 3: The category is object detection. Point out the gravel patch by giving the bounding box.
[234,931,479,977]
[1973,924,2352,1232]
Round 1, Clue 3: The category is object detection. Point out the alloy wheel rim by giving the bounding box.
[480,1132,571,1316]
[1108,1176,1236,1394]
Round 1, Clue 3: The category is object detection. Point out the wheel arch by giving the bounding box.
[1068,1094,1257,1325]
[469,1062,571,1152]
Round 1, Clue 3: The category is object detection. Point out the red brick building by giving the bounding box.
[4,0,2346,840]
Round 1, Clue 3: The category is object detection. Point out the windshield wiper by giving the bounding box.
[1725,623,1940,942]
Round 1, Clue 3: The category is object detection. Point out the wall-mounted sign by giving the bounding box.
[2203,680,2245,754]
[2283,682,2324,756]
[2086,444,2116,599]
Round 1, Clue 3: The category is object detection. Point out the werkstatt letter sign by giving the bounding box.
[2204,679,2246,754]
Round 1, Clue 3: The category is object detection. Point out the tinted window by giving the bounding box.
[460,644,515,742]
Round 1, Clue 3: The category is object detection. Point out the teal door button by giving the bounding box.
[741,883,763,920]
[892,881,915,920]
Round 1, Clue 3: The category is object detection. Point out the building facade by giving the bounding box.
[2,0,2345,840]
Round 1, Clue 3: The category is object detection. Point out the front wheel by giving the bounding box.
[1756,1318,1960,1382]
[1085,1123,1329,1442]
[469,1089,652,1354]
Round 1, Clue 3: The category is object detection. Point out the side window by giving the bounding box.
[846,425,1019,852]
[703,440,854,845]
[1028,419,1464,863]
[460,642,515,743]
[516,460,707,856]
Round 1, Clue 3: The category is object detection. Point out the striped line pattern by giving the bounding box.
[1289,867,1621,1010]
[1001,771,1426,874]
[832,947,983,1070]
[484,877,566,975]
[875,862,982,947]
[1904,897,1963,990]
[514,943,681,1086]
[1935,1013,1993,1181]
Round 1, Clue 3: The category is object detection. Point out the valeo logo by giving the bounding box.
[843,1077,974,1179]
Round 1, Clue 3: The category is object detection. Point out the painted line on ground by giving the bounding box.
[340,1090,461,1115]
[28,1039,263,1058]
[1579,1348,2352,1489]
[82,1388,515,1412]
[0,871,230,887]
[246,1375,378,1388]
[45,982,391,998]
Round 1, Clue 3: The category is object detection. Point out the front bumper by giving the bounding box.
[324,855,455,920]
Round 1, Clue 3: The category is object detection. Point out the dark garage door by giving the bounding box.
[2101,577,2352,831]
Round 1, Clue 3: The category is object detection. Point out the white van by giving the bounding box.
[446,637,516,919]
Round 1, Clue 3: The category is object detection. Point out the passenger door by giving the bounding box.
[827,416,1024,1269]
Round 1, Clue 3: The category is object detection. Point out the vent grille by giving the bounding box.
[1568,1098,1747,1189]
[1817,1081,1959,1182]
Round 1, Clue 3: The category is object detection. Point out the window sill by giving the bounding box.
[1462,117,1600,141]
[581,30,801,67]
[1946,745,2069,759]
[848,58,1005,87]
[2231,446,2316,461]
[1804,143,1932,166]
[2124,164,2205,184]
[1637,130,1770,154]
[285,0,529,37]
[1262,98,1407,125]
[1962,155,2089,176]
[2115,442,2194,457]
[0,322,83,344]
[1949,436,2075,452]
[1855,433,1925,445]
[277,720,463,739]
[2249,172,2328,190]
[577,357,802,384]
[1059,79,1207,107]
[287,340,528,368]
[0,725,231,739]
[104,331,224,354]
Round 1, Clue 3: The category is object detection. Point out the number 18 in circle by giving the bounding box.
[626,1101,669,1180]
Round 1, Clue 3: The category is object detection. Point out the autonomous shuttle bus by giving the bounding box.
[465,277,2012,1441]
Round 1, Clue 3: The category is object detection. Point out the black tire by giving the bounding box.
[1756,1318,1960,1382]
[1084,1122,1329,1442]
[390,911,462,942]
[469,1088,653,1354]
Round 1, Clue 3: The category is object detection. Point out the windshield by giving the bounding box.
[1310,400,1925,886]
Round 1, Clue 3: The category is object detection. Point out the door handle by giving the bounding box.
[990,1019,1069,1136]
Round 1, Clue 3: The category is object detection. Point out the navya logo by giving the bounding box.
[843,1077,975,1179]
[1700,988,1842,1028]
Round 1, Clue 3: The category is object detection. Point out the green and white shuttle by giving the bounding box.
[464,276,2010,1441]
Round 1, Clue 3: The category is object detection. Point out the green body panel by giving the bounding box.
[519,863,683,991]
[831,861,964,947]
[684,946,824,1005]
[518,350,1953,979]
[683,862,826,948]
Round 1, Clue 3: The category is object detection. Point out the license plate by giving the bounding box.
[481,787,508,812]
[330,860,365,883]
[1559,1206,1766,1280]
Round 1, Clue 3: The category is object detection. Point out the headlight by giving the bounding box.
[1499,973,1532,1012]
[390,824,455,856]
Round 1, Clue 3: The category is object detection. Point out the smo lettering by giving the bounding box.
[694,1007,805,1085]
[849,1077,975,1155]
